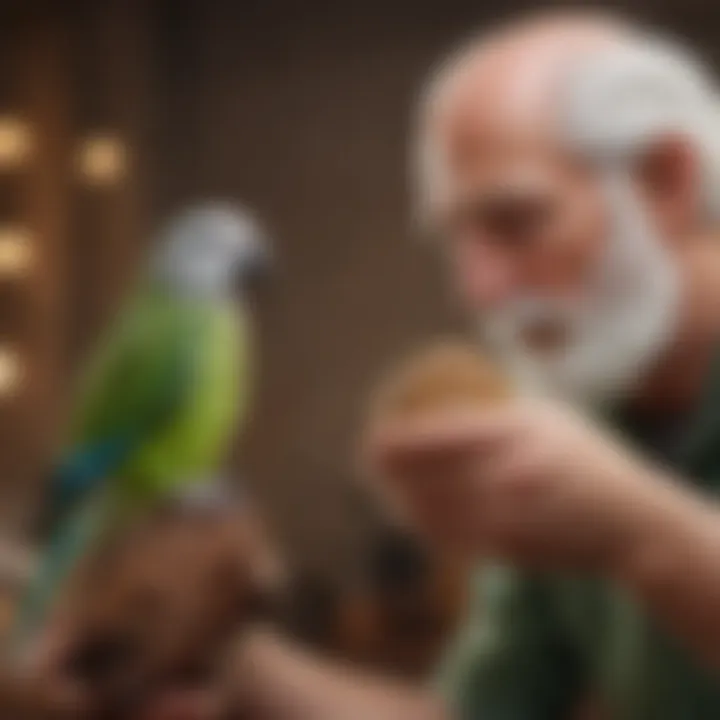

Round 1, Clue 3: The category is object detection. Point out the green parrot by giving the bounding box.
[10,202,271,660]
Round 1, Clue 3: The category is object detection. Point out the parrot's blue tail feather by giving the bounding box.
[9,495,105,660]
[39,436,135,539]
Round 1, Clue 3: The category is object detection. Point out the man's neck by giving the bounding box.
[633,238,720,413]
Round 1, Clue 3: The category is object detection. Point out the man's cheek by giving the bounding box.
[522,196,605,295]
[451,240,516,312]
[519,230,593,298]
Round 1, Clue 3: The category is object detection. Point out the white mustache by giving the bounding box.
[478,171,682,408]
[482,296,589,348]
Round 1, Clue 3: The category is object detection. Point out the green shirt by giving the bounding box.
[437,362,720,719]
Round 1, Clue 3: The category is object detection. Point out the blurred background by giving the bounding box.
[0,0,715,678]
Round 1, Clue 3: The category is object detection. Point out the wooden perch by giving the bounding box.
[0,539,36,588]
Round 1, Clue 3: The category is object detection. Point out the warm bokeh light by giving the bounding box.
[77,134,128,186]
[0,117,32,168]
[0,227,33,278]
[0,348,24,398]
[0,594,14,639]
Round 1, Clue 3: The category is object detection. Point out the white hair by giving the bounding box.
[415,25,720,225]
[562,31,720,221]
[414,23,720,407]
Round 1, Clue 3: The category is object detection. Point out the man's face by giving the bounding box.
[433,127,609,346]
[423,92,682,405]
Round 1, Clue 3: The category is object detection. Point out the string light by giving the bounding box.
[0,595,14,637]
[0,227,32,278]
[0,118,32,168]
[77,134,127,186]
[0,347,23,398]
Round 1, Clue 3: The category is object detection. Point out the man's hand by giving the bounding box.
[366,400,674,571]
[138,688,224,720]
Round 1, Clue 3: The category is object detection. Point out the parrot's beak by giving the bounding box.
[238,243,274,298]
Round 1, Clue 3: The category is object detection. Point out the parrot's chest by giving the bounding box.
[129,311,248,492]
[170,347,241,460]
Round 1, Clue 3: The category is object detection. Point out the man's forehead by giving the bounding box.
[439,108,553,177]
[427,121,568,212]
[432,60,549,154]
[426,63,567,206]
[430,15,622,115]
[425,17,624,170]
[433,159,568,227]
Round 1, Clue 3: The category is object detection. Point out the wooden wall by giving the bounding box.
[0,1,151,534]
[0,0,718,580]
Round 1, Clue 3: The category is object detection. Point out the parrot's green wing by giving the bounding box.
[43,292,199,533]
[122,297,249,498]
[11,292,202,656]
[13,290,249,658]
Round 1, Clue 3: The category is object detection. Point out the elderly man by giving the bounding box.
[146,12,720,720]
[375,11,720,717]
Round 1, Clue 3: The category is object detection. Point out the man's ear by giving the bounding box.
[636,134,702,240]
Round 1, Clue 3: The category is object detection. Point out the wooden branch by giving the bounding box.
[0,539,34,586]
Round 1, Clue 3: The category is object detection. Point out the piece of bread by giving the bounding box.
[368,340,511,427]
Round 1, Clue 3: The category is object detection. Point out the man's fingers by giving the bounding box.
[368,406,523,464]
[139,689,223,720]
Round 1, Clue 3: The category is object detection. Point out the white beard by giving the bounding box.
[480,172,682,410]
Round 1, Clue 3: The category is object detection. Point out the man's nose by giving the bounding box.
[453,240,515,311]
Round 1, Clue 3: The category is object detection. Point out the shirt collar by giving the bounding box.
[608,346,720,485]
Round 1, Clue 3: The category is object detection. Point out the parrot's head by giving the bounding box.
[151,202,272,298]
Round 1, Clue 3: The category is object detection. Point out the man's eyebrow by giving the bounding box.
[419,185,552,238]
[457,186,551,210]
